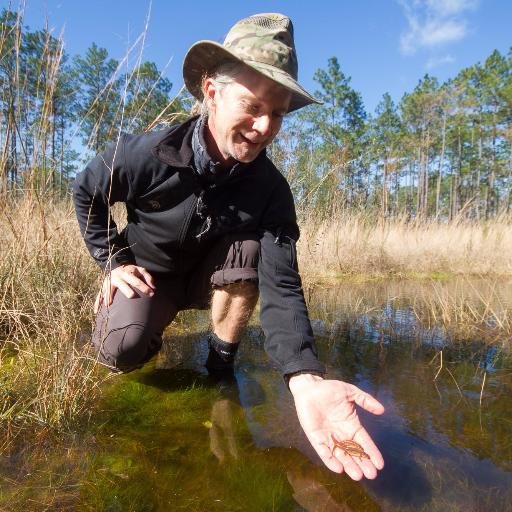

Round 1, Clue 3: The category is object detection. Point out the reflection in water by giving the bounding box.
[287,467,354,512]
[209,398,241,464]
[1,279,512,511]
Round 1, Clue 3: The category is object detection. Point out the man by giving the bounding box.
[73,13,385,480]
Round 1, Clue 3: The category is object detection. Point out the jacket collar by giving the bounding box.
[151,116,197,168]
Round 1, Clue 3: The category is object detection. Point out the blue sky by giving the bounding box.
[14,0,512,114]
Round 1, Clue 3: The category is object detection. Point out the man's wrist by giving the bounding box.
[286,371,324,394]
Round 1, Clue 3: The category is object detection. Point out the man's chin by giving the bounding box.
[231,147,262,163]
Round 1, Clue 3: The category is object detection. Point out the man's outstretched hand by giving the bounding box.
[288,374,385,480]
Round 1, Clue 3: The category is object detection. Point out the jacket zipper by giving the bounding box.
[176,192,199,271]
[178,195,198,248]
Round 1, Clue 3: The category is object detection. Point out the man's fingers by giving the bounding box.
[137,267,155,289]
[96,265,155,312]
[102,280,114,307]
[353,428,385,471]
[350,385,385,416]
[346,385,385,473]
[114,280,136,301]
[333,445,379,480]
[313,436,373,481]
[310,439,345,474]
[332,446,364,481]
[121,269,154,296]
[93,291,102,314]
[329,429,383,480]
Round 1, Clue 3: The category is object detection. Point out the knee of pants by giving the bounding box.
[92,323,162,372]
[236,238,260,268]
[210,237,260,289]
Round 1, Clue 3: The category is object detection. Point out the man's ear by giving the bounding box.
[203,77,217,106]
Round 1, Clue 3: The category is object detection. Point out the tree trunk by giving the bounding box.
[457,126,464,219]
[9,107,17,190]
[424,129,430,219]
[505,154,512,213]
[0,110,9,195]
[394,166,399,216]
[476,124,483,220]
[52,97,57,192]
[60,112,65,195]
[416,146,422,217]
[488,112,497,217]
[382,157,388,218]
[436,117,446,219]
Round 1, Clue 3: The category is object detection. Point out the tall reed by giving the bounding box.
[0,195,104,451]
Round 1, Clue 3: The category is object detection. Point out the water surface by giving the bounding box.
[1,278,511,511]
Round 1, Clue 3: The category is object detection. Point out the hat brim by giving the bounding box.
[183,40,322,113]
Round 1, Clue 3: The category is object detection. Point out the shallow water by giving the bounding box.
[1,278,512,511]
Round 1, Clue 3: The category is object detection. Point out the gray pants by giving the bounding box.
[92,233,260,372]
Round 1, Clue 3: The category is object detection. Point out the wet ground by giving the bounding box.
[1,278,511,511]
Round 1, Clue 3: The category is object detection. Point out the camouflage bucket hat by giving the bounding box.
[183,13,322,113]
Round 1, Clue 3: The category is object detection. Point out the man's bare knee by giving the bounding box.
[211,281,259,342]
[218,281,259,300]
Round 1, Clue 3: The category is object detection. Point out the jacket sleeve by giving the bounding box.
[258,175,326,378]
[72,134,135,271]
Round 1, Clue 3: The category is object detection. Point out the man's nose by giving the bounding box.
[253,114,272,137]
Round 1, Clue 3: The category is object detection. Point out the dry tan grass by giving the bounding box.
[298,214,512,279]
[0,195,106,452]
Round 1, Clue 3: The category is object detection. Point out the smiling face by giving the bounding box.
[203,66,292,167]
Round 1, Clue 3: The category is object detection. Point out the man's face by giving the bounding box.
[204,67,292,166]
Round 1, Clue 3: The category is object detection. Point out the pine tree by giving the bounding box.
[72,43,121,152]
[123,60,173,132]
[299,57,367,211]
[371,93,403,216]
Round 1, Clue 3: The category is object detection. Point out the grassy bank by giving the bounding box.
[298,213,512,280]
[0,195,105,452]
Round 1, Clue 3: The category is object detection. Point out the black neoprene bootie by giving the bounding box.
[205,333,240,372]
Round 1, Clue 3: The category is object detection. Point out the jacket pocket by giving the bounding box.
[137,172,192,212]
[288,237,298,270]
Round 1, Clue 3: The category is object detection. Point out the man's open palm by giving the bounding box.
[290,377,385,480]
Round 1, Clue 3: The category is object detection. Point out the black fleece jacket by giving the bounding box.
[72,116,326,377]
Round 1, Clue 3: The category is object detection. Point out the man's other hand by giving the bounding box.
[93,264,155,313]
[289,373,385,480]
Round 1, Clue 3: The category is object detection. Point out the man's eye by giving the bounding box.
[243,101,259,114]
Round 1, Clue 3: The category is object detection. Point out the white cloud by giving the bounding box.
[426,0,478,16]
[425,54,455,69]
[422,19,467,45]
[398,0,478,55]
